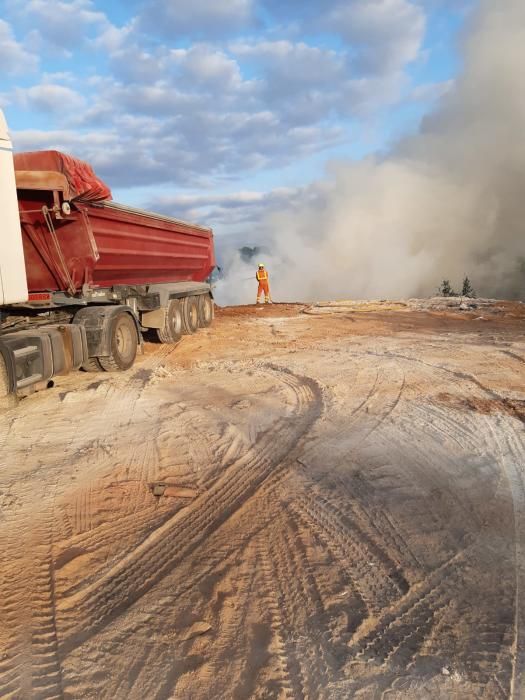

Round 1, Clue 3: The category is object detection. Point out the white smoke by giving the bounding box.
[216,0,525,304]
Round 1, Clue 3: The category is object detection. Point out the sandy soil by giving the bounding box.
[1,300,524,699]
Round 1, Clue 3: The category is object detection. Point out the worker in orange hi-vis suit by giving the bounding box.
[256,263,271,304]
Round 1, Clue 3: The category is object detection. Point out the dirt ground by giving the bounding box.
[1,300,525,699]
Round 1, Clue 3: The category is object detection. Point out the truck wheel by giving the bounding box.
[82,357,104,372]
[198,294,214,328]
[98,311,138,372]
[157,300,183,344]
[181,296,199,335]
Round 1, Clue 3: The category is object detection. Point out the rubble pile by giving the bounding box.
[304,297,521,316]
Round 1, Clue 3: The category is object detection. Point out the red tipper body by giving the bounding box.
[14,151,215,294]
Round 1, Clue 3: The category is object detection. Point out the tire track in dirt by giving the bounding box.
[251,505,339,699]
[309,487,411,592]
[0,526,30,699]
[300,357,406,476]
[336,400,517,693]
[268,513,331,699]
[0,489,63,700]
[322,475,424,575]
[373,347,514,409]
[29,511,64,700]
[255,533,299,699]
[352,357,505,550]
[65,340,520,697]
[196,548,261,699]
[346,533,514,697]
[486,414,525,700]
[4,314,523,698]
[380,405,490,543]
[501,350,525,366]
[290,348,518,693]
[290,492,406,618]
[116,511,281,700]
[56,365,323,651]
[59,359,303,588]
[60,468,298,698]
[347,543,473,662]
[0,346,218,699]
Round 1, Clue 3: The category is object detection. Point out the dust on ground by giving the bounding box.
[1,299,525,699]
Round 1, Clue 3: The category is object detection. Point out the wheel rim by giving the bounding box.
[115,320,133,358]
[169,304,182,336]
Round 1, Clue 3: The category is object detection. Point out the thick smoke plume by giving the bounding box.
[216,0,525,304]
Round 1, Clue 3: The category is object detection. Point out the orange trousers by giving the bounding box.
[257,280,270,303]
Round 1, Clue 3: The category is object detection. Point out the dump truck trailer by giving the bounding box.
[0,109,216,403]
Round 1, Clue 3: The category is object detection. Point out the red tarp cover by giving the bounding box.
[14,150,112,202]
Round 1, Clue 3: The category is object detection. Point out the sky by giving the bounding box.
[0,0,474,249]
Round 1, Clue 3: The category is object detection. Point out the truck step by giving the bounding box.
[16,373,44,389]
[0,331,53,392]
[0,324,89,393]
[12,345,39,359]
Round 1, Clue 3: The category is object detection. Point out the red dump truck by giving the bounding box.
[0,109,215,403]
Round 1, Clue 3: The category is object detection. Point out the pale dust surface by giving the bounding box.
[1,301,525,699]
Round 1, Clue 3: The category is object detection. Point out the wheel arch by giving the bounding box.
[73,304,142,358]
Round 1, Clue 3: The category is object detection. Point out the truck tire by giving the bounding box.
[98,311,138,372]
[157,299,183,344]
[82,357,104,372]
[198,294,214,328]
[181,296,199,335]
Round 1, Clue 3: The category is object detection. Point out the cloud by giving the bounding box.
[5,0,433,196]
[318,0,426,80]
[12,84,86,114]
[12,127,116,154]
[93,20,135,52]
[231,37,412,122]
[149,188,303,228]
[11,108,341,189]
[109,46,170,84]
[18,35,343,187]
[0,19,38,75]
[171,45,244,90]
[232,40,344,94]
[260,0,426,75]
[138,0,255,39]
[20,0,109,48]
[108,43,246,96]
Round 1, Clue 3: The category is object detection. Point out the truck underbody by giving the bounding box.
[0,281,214,398]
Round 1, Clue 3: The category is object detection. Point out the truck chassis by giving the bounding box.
[0,281,214,398]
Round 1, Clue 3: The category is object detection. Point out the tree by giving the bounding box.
[461,276,476,298]
[438,279,457,297]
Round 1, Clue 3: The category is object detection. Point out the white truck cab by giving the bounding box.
[0,109,28,305]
